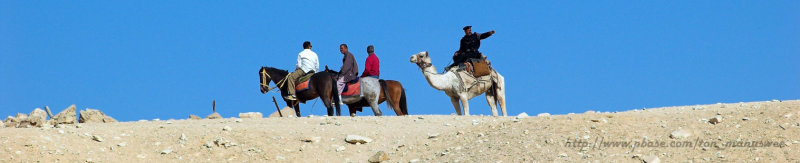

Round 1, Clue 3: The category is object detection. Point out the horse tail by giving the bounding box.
[331,74,341,116]
[399,85,408,115]
[379,79,395,111]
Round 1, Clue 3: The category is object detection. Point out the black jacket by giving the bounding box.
[458,32,493,54]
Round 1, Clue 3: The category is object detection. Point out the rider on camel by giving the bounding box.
[447,25,495,71]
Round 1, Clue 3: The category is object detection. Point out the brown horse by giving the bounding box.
[259,67,341,116]
[323,67,408,116]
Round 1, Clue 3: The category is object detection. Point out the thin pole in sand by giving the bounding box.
[272,96,283,117]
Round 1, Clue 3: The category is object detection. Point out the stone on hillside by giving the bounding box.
[206,112,222,119]
[669,129,691,139]
[239,112,263,119]
[537,113,550,117]
[79,108,117,123]
[188,115,201,120]
[223,126,232,131]
[268,107,296,118]
[368,151,389,163]
[345,135,373,144]
[18,108,48,128]
[4,114,25,128]
[516,112,529,119]
[708,115,723,124]
[29,108,47,120]
[50,105,77,125]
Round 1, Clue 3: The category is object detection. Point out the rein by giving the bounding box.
[260,69,278,92]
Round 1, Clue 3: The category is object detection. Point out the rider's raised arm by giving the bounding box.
[479,31,494,40]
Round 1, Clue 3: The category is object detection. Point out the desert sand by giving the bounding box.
[1,100,798,162]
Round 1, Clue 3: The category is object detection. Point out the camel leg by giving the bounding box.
[450,97,462,115]
[496,75,507,116]
[486,92,499,116]
[460,98,471,116]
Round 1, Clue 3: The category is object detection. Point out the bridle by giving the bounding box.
[260,69,278,92]
[413,55,436,75]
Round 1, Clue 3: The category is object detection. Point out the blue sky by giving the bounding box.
[1,1,798,121]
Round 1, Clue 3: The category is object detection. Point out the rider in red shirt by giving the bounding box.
[361,45,380,78]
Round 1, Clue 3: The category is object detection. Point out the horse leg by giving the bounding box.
[460,97,471,116]
[387,83,405,116]
[485,92,499,116]
[294,103,301,117]
[369,98,382,116]
[450,97,462,115]
[348,104,358,117]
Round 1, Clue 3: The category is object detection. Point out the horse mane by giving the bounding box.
[261,66,289,77]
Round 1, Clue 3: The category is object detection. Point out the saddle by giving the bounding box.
[465,58,491,77]
[341,77,361,97]
[295,73,315,92]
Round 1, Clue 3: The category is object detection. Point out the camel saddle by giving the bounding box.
[465,58,491,77]
[294,72,315,92]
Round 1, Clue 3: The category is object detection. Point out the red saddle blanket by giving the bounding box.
[341,80,361,96]
[295,80,309,92]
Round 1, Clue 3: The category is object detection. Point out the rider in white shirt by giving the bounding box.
[285,41,319,100]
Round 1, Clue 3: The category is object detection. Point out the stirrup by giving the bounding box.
[284,95,297,101]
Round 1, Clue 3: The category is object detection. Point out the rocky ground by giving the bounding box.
[1,100,799,162]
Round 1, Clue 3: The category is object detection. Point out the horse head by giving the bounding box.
[259,67,272,94]
[410,51,432,69]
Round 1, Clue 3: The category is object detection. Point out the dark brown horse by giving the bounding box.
[323,67,408,116]
[259,67,341,116]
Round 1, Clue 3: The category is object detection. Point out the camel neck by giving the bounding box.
[420,64,454,90]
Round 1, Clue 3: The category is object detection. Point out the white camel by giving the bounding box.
[409,51,507,116]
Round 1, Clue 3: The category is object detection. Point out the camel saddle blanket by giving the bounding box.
[295,73,315,91]
[455,68,495,92]
[341,78,361,97]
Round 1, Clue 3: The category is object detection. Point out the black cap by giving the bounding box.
[462,26,472,31]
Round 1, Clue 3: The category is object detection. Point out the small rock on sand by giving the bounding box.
[345,135,372,144]
[206,112,222,119]
[669,129,691,139]
[223,126,232,131]
[92,135,104,142]
[516,112,529,119]
[239,112,263,119]
[368,151,389,163]
[188,115,201,120]
[269,107,296,118]
[335,146,346,152]
[644,155,661,163]
[537,113,551,117]
[301,136,321,143]
[709,115,723,124]
[428,133,440,139]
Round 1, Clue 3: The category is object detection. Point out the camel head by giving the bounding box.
[409,51,432,68]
